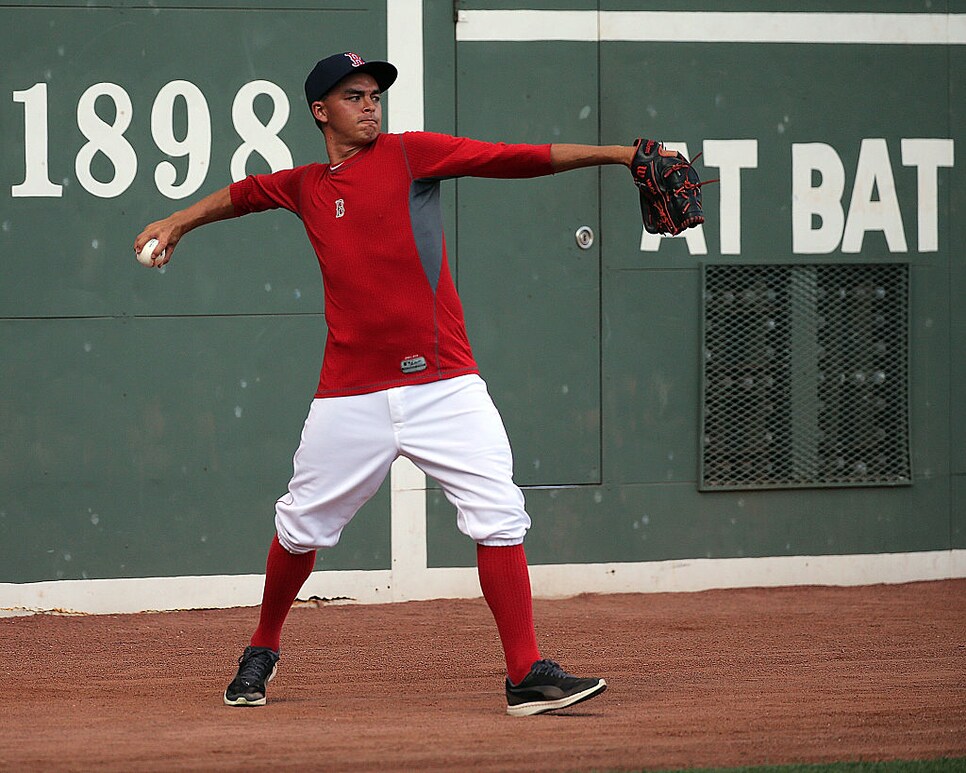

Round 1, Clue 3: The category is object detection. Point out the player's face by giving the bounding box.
[312,73,382,144]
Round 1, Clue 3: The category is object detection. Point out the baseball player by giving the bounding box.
[136,51,642,717]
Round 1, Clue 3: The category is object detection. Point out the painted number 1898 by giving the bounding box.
[12,80,294,199]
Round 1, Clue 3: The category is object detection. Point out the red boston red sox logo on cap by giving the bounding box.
[344,52,365,68]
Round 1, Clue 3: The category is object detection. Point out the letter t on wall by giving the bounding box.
[702,139,758,255]
[901,138,954,252]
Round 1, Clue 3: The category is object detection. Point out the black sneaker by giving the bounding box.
[224,646,279,706]
[505,659,607,716]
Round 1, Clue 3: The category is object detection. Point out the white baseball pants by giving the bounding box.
[274,374,530,552]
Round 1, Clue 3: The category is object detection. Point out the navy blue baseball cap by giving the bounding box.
[304,52,398,104]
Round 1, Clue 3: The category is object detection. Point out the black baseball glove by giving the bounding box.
[630,138,709,236]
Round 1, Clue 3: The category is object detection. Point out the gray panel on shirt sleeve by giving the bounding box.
[409,179,444,292]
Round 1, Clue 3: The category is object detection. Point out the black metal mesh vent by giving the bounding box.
[700,263,911,490]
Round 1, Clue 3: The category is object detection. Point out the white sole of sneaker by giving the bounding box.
[223,663,277,707]
[223,692,266,706]
[506,678,607,717]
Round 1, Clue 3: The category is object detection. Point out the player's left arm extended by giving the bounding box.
[550,144,635,173]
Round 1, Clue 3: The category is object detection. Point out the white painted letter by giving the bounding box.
[792,143,844,254]
[842,138,907,253]
[702,139,758,255]
[901,138,954,252]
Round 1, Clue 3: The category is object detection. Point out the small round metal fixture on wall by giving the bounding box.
[575,225,594,249]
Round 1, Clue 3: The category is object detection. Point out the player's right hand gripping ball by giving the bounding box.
[630,138,709,236]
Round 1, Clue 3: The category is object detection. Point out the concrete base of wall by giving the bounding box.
[2,549,964,616]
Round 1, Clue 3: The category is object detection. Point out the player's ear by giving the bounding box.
[311,100,327,124]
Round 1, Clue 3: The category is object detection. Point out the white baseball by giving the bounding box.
[137,238,165,267]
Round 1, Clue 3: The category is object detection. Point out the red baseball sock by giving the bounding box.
[477,543,541,685]
[249,535,316,652]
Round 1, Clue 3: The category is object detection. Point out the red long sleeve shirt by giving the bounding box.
[230,131,553,398]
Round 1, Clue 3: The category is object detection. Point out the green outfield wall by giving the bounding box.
[1,1,963,605]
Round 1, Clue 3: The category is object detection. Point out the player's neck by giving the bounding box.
[325,135,377,167]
